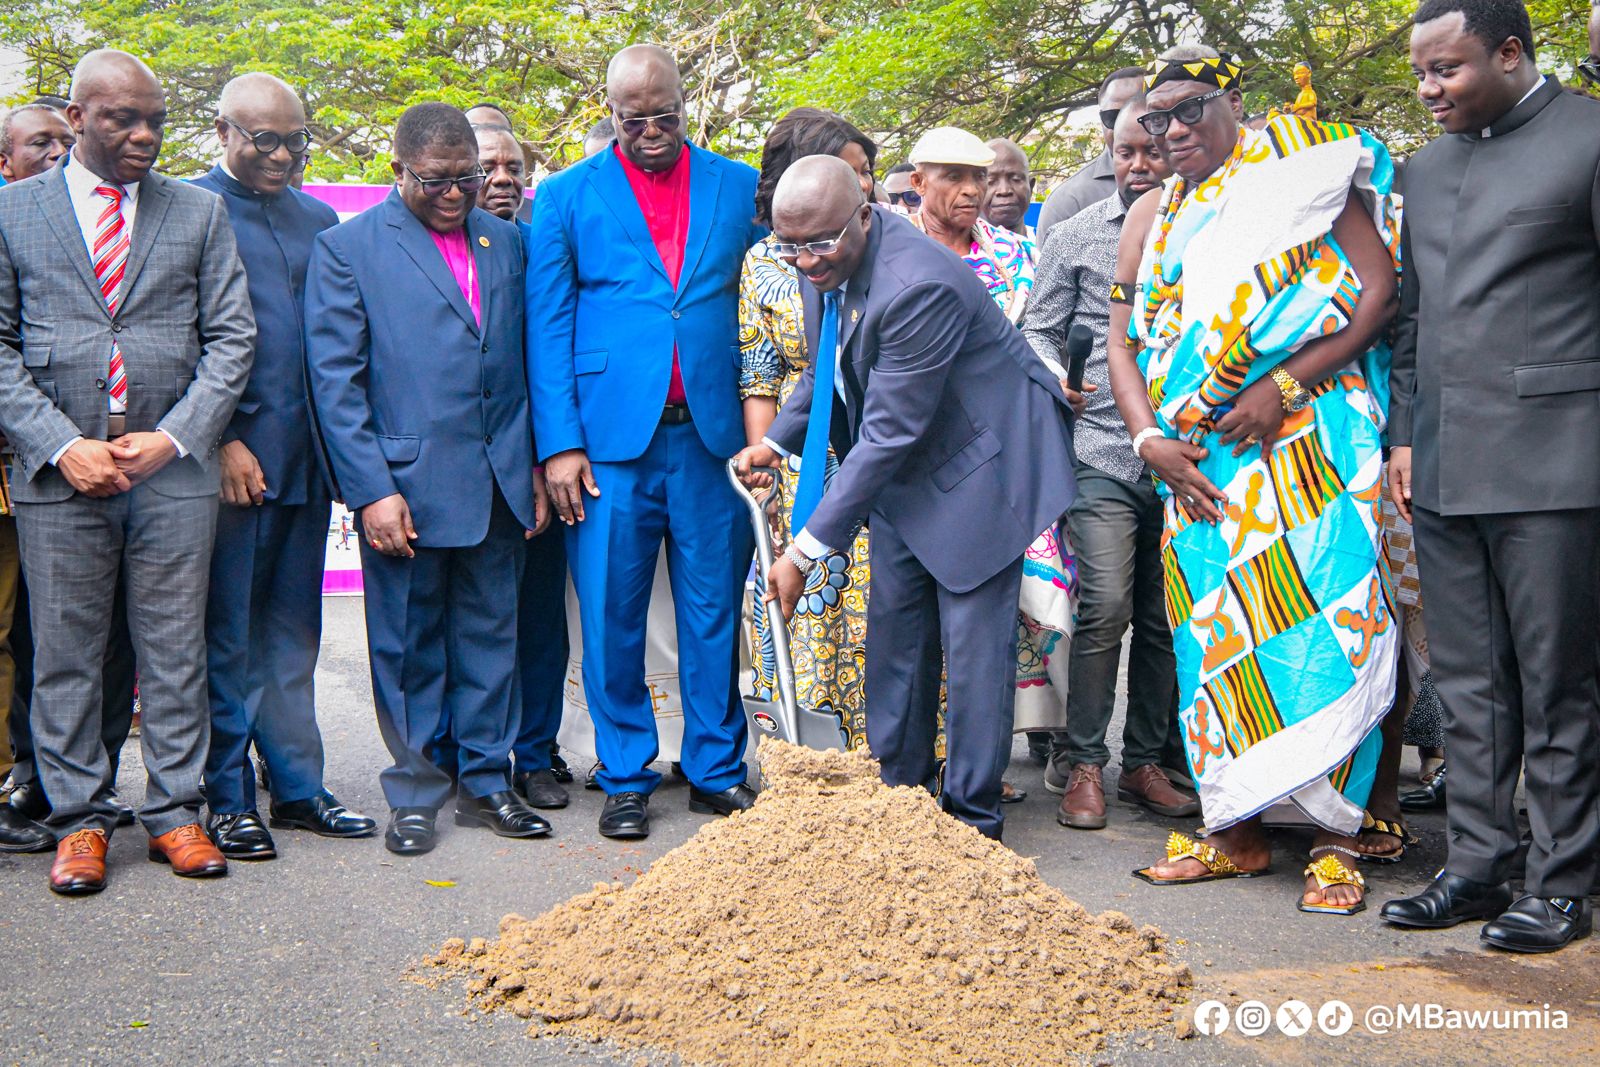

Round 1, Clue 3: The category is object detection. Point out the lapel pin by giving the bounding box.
[850,309,860,324]
[478,235,490,247]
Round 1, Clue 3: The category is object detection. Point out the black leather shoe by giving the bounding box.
[8,779,48,821]
[599,792,650,838]
[584,761,604,791]
[1381,871,1513,929]
[207,810,277,860]
[454,790,551,838]
[270,793,378,838]
[688,782,756,816]
[1480,895,1593,953]
[111,796,136,827]
[1399,763,1446,812]
[548,745,573,784]
[513,769,569,810]
[385,808,437,855]
[0,803,53,853]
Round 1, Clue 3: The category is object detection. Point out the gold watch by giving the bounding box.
[1270,367,1312,413]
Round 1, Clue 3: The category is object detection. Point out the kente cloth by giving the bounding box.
[1131,114,1402,833]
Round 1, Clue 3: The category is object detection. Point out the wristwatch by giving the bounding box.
[1270,367,1313,413]
[784,542,822,580]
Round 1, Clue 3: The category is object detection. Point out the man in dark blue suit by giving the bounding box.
[306,103,550,856]
[472,119,571,810]
[736,156,1077,839]
[194,74,376,859]
[527,45,762,839]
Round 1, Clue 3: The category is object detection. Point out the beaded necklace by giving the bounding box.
[1142,129,1249,335]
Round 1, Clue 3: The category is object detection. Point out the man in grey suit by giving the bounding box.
[735,156,1076,840]
[0,50,254,895]
[1380,0,1600,952]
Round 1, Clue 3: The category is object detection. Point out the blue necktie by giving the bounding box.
[791,290,842,536]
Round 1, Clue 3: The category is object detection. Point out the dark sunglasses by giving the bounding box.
[1099,107,1121,130]
[402,163,487,198]
[887,189,922,208]
[224,117,312,156]
[616,112,682,139]
[1138,87,1229,136]
[1580,55,1600,87]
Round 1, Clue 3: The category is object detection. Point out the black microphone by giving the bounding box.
[1065,323,1093,392]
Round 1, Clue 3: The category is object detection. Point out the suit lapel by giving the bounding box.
[466,210,493,336]
[120,173,174,303]
[34,168,107,316]
[386,192,480,335]
[586,152,671,285]
[677,147,721,294]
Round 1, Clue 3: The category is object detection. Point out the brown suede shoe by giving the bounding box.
[50,828,109,896]
[1056,764,1107,829]
[1118,763,1201,817]
[148,823,229,878]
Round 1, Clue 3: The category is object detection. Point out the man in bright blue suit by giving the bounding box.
[306,103,552,856]
[194,73,376,859]
[528,45,762,839]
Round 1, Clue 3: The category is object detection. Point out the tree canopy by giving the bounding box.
[0,0,1592,183]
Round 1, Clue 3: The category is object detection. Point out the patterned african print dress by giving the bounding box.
[1130,115,1401,834]
[739,239,872,749]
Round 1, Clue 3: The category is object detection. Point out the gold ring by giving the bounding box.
[1245,435,1261,445]
[370,538,382,548]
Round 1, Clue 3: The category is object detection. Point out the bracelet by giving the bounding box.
[1131,427,1163,460]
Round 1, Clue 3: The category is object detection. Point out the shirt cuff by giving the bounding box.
[159,429,188,459]
[793,528,831,560]
[762,435,792,459]
[49,436,84,467]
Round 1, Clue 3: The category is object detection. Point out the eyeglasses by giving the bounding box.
[769,218,854,258]
[401,163,487,198]
[887,189,922,208]
[615,112,682,139]
[1099,108,1121,130]
[223,117,312,156]
[1137,87,1229,136]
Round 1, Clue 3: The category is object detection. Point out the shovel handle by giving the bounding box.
[726,460,801,741]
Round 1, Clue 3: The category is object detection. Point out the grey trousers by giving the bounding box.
[1412,505,1600,898]
[16,484,217,838]
[1050,464,1176,773]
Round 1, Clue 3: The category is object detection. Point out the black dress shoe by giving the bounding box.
[270,793,378,838]
[1481,895,1593,953]
[454,790,552,838]
[8,779,48,821]
[207,811,277,860]
[513,769,570,810]
[584,761,604,791]
[599,792,650,838]
[688,782,756,816]
[1399,763,1446,812]
[0,804,53,853]
[385,808,438,855]
[111,796,136,827]
[548,745,573,784]
[1381,871,1513,929]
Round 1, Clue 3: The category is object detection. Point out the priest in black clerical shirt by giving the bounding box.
[1381,0,1600,953]
[194,73,376,859]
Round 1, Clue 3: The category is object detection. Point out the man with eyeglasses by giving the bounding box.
[732,155,1076,841]
[1034,66,1145,239]
[307,102,549,856]
[192,72,376,861]
[528,44,763,840]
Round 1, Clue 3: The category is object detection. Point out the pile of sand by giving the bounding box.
[429,741,1190,1065]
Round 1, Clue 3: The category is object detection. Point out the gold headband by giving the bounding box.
[1144,54,1244,92]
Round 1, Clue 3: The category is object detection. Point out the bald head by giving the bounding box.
[982,138,1032,232]
[770,155,873,292]
[606,44,679,97]
[216,72,308,196]
[607,43,685,173]
[219,72,304,124]
[66,49,165,184]
[773,154,865,221]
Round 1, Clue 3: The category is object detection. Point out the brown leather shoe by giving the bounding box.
[1056,764,1107,829]
[1118,763,1201,817]
[50,829,109,896]
[148,823,229,878]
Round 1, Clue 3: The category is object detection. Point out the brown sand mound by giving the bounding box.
[429,741,1190,1065]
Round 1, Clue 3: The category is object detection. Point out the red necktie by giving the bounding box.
[92,183,129,406]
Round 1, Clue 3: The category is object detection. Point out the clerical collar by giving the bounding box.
[1480,75,1549,139]
[217,161,272,198]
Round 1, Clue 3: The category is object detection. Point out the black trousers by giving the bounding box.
[1412,505,1600,897]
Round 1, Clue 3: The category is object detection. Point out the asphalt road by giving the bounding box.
[1,597,1592,1066]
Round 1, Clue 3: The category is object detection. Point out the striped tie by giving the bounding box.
[92,183,130,407]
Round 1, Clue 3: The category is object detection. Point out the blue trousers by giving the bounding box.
[567,422,750,795]
[205,494,332,813]
[360,492,524,810]
[512,524,569,768]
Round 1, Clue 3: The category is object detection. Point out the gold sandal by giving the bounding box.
[1357,810,1416,865]
[1133,830,1272,885]
[1299,848,1367,915]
